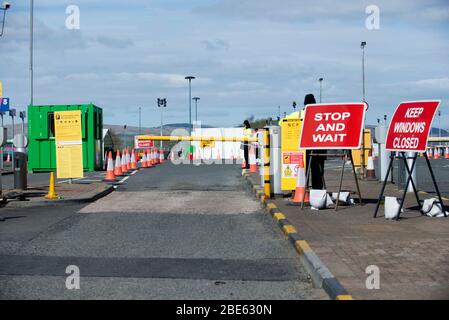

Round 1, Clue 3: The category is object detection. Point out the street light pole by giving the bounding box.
[20,111,26,136]
[0,2,11,37]
[438,111,441,140]
[123,124,127,149]
[139,107,141,135]
[30,0,34,107]
[360,41,367,179]
[361,41,366,102]
[185,76,195,137]
[9,108,16,169]
[319,77,324,103]
[157,98,167,149]
[192,97,200,123]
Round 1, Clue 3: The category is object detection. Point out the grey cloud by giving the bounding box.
[202,39,230,51]
[193,0,449,25]
[95,35,134,49]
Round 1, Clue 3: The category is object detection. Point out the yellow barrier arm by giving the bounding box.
[136,135,258,143]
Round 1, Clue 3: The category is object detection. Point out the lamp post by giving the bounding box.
[185,76,195,137]
[0,2,11,37]
[360,41,367,179]
[157,98,167,149]
[361,41,366,102]
[30,0,34,107]
[138,107,141,135]
[19,111,26,136]
[192,97,200,123]
[318,77,324,103]
[438,111,441,140]
[9,108,16,169]
[123,124,127,149]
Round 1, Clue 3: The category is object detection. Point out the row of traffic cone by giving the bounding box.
[424,145,449,160]
[105,147,165,182]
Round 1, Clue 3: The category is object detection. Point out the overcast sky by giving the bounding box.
[1,0,448,128]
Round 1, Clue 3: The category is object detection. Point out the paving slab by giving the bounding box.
[248,168,449,300]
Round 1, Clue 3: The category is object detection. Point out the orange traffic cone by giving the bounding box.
[445,145,449,159]
[121,149,128,173]
[141,152,148,168]
[104,151,116,181]
[290,153,309,206]
[114,150,123,176]
[146,149,153,167]
[154,148,159,164]
[366,150,376,180]
[126,148,131,170]
[160,149,165,164]
[249,144,257,173]
[130,149,138,170]
[434,147,440,160]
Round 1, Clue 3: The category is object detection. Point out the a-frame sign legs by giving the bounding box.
[374,152,395,218]
[374,152,447,219]
[395,153,419,220]
[303,151,362,211]
[424,152,447,217]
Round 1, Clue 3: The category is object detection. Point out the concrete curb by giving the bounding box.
[4,185,115,208]
[244,175,353,300]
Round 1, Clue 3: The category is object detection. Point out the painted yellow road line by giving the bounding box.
[336,295,354,300]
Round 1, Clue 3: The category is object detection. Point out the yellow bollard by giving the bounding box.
[45,172,59,200]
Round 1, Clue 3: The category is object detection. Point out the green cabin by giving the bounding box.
[27,104,103,173]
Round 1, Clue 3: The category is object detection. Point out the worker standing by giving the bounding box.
[304,94,326,189]
[242,120,252,175]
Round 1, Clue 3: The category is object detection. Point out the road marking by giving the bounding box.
[117,176,130,184]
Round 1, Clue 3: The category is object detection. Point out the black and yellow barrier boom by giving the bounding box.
[136,135,258,142]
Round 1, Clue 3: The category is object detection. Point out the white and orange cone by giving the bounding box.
[141,152,148,168]
[434,147,440,160]
[159,149,165,164]
[114,150,123,176]
[366,150,376,180]
[154,148,159,165]
[126,148,132,170]
[290,153,309,206]
[130,149,138,170]
[445,145,449,159]
[147,149,153,167]
[121,149,128,173]
[104,151,116,182]
[249,144,257,173]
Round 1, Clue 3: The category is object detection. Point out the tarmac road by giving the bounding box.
[0,163,326,300]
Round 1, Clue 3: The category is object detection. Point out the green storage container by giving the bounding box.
[27,104,103,173]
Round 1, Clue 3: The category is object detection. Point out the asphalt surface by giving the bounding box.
[1,171,106,190]
[0,163,326,300]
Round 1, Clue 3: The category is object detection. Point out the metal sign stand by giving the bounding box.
[302,150,363,211]
[374,152,447,220]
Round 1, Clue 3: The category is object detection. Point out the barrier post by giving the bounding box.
[263,128,271,199]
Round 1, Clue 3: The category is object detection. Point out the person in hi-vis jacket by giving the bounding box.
[242,120,252,175]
